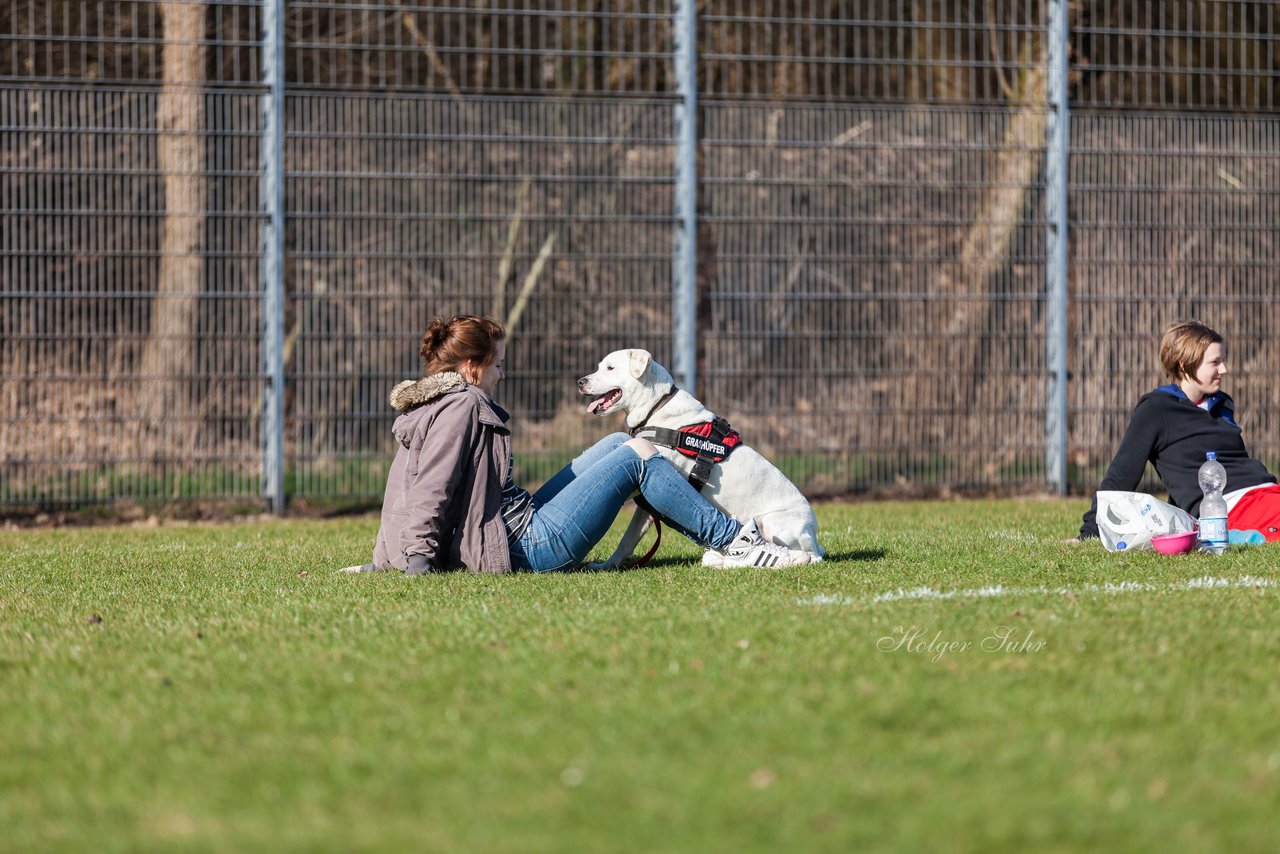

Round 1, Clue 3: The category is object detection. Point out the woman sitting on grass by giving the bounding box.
[342,314,814,573]
[1079,319,1280,543]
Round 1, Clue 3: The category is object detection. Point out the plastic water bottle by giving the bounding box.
[1198,451,1229,555]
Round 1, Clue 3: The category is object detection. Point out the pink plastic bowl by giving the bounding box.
[1151,531,1198,555]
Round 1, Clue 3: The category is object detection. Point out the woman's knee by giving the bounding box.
[625,437,658,460]
[588,432,630,454]
[573,432,630,468]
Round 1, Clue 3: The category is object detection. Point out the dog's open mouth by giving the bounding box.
[586,388,622,415]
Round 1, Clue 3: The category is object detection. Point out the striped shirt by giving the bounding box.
[500,453,534,543]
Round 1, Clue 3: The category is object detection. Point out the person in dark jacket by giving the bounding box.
[343,315,816,573]
[1079,320,1280,542]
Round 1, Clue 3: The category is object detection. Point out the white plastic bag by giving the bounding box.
[1096,491,1197,553]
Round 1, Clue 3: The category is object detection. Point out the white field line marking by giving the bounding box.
[798,576,1275,607]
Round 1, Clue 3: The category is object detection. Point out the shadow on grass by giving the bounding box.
[583,548,888,571]
[822,548,888,563]
[579,557,692,572]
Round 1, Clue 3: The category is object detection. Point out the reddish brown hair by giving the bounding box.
[1159,319,1222,382]
[420,315,505,376]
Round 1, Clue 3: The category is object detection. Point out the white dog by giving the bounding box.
[578,349,824,568]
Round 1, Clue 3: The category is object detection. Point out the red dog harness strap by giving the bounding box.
[631,417,742,492]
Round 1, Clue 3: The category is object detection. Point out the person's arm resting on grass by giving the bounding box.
[1078,396,1162,540]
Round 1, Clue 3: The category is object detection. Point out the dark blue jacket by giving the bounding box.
[1079,386,1275,539]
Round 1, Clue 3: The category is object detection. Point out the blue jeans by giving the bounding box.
[509,433,742,572]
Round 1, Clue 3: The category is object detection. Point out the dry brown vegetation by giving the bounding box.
[2,2,1278,506]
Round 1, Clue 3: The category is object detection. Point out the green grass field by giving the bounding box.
[4,499,1280,852]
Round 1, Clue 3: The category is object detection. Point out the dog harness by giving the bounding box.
[629,389,743,492]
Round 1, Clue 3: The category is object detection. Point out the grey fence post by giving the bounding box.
[672,0,698,395]
[1045,0,1070,495]
[261,0,287,513]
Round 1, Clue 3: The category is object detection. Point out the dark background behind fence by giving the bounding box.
[2,1,1279,509]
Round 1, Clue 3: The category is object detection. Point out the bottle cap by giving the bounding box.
[1205,452,1217,461]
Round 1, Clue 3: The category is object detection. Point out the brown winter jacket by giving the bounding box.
[371,371,514,574]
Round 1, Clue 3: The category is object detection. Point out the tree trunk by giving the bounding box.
[949,42,1048,345]
[912,37,1049,461]
[141,2,207,426]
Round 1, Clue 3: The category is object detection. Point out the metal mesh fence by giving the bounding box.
[284,93,681,497]
[2,86,265,504]
[286,0,677,95]
[700,0,1047,105]
[1069,113,1280,487]
[2,1,1279,509]
[1073,0,1280,111]
[699,103,1050,491]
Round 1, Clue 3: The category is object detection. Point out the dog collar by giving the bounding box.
[629,387,681,433]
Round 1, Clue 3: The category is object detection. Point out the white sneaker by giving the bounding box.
[701,549,727,568]
[716,519,814,568]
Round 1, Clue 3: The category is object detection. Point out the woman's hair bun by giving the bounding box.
[420,317,452,364]
[418,314,506,376]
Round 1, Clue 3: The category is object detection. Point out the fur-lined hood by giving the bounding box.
[388,372,507,449]
[389,371,465,413]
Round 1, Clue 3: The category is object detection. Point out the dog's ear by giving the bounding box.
[628,349,652,379]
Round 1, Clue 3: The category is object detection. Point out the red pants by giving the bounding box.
[1228,484,1280,542]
